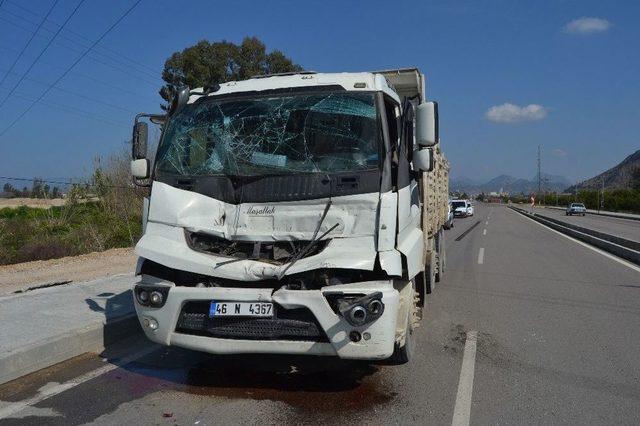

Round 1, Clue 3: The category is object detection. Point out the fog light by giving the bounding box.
[143,317,158,330]
[349,331,362,342]
[368,299,383,315]
[138,290,149,304]
[150,291,163,305]
[348,306,367,326]
[363,332,371,341]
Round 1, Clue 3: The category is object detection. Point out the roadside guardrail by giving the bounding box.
[543,206,640,221]
[509,206,640,265]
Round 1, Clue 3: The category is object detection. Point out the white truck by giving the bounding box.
[130,68,448,364]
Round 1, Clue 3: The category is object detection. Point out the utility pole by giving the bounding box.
[537,145,542,196]
[601,176,605,211]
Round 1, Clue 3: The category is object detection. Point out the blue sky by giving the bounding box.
[0,0,638,187]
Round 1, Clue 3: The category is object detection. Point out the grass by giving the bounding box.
[0,152,146,266]
[0,201,142,265]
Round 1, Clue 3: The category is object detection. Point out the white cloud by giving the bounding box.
[485,103,548,123]
[552,148,567,157]
[564,17,611,34]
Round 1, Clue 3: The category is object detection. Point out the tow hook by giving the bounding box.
[338,292,385,326]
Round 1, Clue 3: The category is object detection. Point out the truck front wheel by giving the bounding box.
[388,282,417,365]
[435,229,446,282]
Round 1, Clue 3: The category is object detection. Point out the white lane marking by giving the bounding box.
[483,229,487,236]
[0,345,158,419]
[477,248,484,264]
[485,221,488,225]
[511,209,640,273]
[452,330,478,426]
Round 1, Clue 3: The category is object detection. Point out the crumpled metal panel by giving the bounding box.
[136,221,377,281]
[147,182,379,241]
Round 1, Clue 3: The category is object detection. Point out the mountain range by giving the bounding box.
[566,149,640,192]
[452,149,640,195]
[451,173,572,195]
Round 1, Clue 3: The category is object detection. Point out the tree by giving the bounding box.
[159,37,303,108]
[32,178,44,198]
[631,167,640,191]
[2,183,16,194]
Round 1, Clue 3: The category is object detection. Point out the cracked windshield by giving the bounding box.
[155,92,380,176]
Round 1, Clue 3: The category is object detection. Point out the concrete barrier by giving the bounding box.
[0,314,141,386]
[544,206,640,221]
[509,206,640,265]
[534,212,640,252]
[0,274,141,386]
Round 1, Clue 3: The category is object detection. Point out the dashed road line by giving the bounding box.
[452,330,478,426]
[483,229,487,236]
[477,248,485,264]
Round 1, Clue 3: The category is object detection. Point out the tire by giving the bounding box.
[435,230,445,282]
[441,235,447,274]
[388,299,414,365]
[425,253,436,294]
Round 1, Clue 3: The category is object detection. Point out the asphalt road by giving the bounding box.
[2,204,640,425]
[540,207,640,242]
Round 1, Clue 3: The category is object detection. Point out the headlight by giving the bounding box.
[135,284,169,308]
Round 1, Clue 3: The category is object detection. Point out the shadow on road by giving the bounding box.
[107,345,393,417]
[81,291,395,418]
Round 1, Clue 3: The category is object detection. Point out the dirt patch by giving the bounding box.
[0,198,66,209]
[0,247,136,294]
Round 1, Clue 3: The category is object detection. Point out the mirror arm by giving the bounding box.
[134,113,166,125]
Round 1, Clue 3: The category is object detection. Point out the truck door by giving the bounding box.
[396,99,420,233]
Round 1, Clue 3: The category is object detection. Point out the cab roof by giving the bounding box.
[188,68,426,105]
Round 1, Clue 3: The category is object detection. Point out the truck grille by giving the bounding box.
[175,301,329,342]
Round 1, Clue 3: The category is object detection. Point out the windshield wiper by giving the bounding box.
[277,199,337,280]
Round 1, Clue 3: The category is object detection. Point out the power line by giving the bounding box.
[0,66,138,114]
[4,0,159,77]
[0,87,129,128]
[0,13,159,88]
[0,0,144,137]
[0,0,87,109]
[0,43,159,102]
[0,0,60,87]
[0,175,138,190]
[0,8,160,86]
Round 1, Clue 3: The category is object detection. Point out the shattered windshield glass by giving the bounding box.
[155,92,380,176]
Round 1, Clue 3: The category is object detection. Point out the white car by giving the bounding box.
[451,199,472,218]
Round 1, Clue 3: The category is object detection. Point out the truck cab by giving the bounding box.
[130,69,444,364]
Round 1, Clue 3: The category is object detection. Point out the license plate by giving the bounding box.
[209,301,273,317]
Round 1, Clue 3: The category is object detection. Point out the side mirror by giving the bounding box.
[415,101,439,147]
[413,148,434,172]
[132,121,148,160]
[169,86,190,115]
[131,159,150,179]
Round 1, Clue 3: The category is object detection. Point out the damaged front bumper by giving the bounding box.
[133,277,400,360]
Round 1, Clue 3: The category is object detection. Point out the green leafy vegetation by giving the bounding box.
[160,37,302,108]
[0,153,145,265]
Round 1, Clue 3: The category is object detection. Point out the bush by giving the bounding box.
[0,151,146,265]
